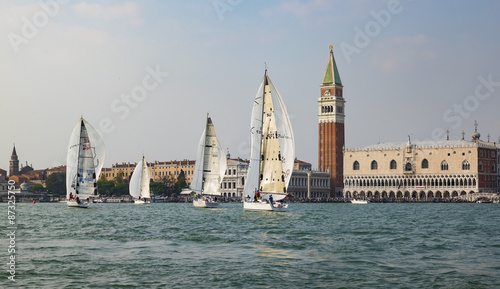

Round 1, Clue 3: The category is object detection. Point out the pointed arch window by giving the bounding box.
[462,160,470,170]
[405,163,412,171]
[353,161,360,171]
[390,160,397,170]
[371,160,378,170]
[441,160,448,171]
[422,159,429,169]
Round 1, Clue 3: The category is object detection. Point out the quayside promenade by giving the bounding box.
[3,192,499,203]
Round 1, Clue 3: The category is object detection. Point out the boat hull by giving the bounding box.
[134,199,150,205]
[67,200,89,208]
[351,199,368,204]
[243,201,288,212]
[193,199,219,208]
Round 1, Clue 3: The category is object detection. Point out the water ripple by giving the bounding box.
[3,202,500,288]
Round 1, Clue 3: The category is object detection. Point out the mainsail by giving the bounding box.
[130,156,151,199]
[190,115,227,196]
[243,72,295,201]
[66,118,106,200]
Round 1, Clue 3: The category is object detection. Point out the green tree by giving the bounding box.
[174,169,188,194]
[160,175,177,196]
[30,184,46,193]
[114,171,125,185]
[114,183,128,196]
[45,172,66,197]
[104,171,129,196]
[150,182,168,196]
[97,175,115,196]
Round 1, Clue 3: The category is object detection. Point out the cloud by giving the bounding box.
[72,1,142,27]
[371,34,437,72]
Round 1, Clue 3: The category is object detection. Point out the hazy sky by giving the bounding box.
[1,0,500,171]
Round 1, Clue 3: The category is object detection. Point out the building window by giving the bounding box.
[492,163,496,172]
[479,162,483,171]
[371,161,378,170]
[462,160,470,170]
[422,159,429,169]
[441,161,448,171]
[405,163,412,171]
[390,160,397,170]
[353,161,360,170]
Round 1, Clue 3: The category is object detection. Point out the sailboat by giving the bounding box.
[129,156,151,204]
[351,199,368,204]
[243,69,294,212]
[190,114,227,208]
[66,117,105,208]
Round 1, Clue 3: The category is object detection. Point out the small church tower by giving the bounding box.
[318,45,345,196]
[9,144,19,176]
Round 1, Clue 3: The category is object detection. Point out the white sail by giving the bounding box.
[140,157,151,199]
[190,115,226,196]
[243,72,295,201]
[190,127,206,193]
[83,119,106,178]
[66,118,106,200]
[130,156,150,200]
[217,138,227,190]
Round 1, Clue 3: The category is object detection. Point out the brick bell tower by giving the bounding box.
[318,45,345,197]
[9,144,19,176]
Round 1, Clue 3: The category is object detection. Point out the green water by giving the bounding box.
[2,203,500,288]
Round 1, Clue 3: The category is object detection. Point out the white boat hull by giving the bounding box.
[134,199,150,205]
[193,199,219,208]
[243,201,288,212]
[67,200,89,208]
[351,199,368,204]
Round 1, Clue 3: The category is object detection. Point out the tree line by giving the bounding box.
[34,170,189,197]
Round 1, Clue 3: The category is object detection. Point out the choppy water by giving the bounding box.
[2,202,500,288]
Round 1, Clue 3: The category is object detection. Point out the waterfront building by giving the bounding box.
[318,45,345,197]
[46,165,66,178]
[100,160,196,184]
[288,160,331,200]
[7,144,35,181]
[0,180,9,192]
[343,126,499,201]
[0,180,38,201]
[221,157,248,198]
[218,156,331,200]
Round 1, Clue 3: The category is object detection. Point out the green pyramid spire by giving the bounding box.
[322,45,342,86]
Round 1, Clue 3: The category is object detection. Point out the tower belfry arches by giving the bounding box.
[318,45,345,197]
